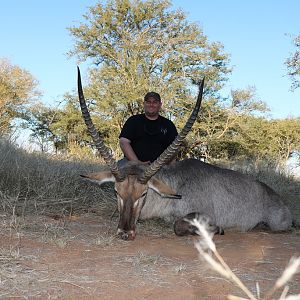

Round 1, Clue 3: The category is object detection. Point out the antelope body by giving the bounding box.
[141,159,292,232]
[77,67,292,240]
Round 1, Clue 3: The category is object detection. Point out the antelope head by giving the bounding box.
[77,67,204,240]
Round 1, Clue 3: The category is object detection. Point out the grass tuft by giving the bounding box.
[190,217,300,300]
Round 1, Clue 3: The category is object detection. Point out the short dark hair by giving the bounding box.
[144,91,161,102]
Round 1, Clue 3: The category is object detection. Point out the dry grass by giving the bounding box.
[0,137,116,218]
[221,158,300,198]
[190,217,300,300]
[41,222,71,247]
[0,210,299,299]
[0,137,299,231]
[92,230,118,247]
[124,251,162,267]
[117,251,180,287]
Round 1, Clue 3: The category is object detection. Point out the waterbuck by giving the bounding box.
[77,67,292,240]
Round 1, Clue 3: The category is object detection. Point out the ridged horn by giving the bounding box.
[138,78,205,184]
[77,67,124,181]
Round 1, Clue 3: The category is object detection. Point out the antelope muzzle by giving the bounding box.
[117,228,136,241]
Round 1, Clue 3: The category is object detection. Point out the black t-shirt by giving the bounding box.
[119,114,178,162]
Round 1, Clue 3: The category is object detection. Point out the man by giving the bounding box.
[119,91,178,164]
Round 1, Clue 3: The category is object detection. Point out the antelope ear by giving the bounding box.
[148,177,181,199]
[80,171,115,185]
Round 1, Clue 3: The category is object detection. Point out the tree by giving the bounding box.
[0,58,40,134]
[65,0,293,164]
[48,94,94,151]
[24,103,60,152]
[24,94,94,154]
[68,0,231,155]
[269,118,300,164]
[227,116,300,165]
[285,34,300,91]
[178,86,269,161]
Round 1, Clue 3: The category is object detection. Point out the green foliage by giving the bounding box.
[208,115,300,165]
[178,86,270,161]
[24,102,60,152]
[24,95,92,154]
[67,0,231,156]
[268,118,300,163]
[0,58,40,134]
[63,0,299,165]
[48,95,89,150]
[15,0,299,167]
[175,84,300,165]
[285,33,300,91]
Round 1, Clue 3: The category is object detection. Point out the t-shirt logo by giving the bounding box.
[161,128,168,135]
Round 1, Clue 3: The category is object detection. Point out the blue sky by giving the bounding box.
[1,0,300,119]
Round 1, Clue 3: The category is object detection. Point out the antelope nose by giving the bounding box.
[121,232,129,240]
[119,231,136,241]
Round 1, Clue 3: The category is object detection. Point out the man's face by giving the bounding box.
[144,97,162,118]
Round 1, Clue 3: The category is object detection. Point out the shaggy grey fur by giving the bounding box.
[139,159,292,231]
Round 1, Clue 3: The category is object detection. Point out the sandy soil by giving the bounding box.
[0,214,299,300]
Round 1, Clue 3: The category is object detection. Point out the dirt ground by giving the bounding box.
[0,213,299,300]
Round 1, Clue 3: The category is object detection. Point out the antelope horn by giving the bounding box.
[77,67,124,181]
[139,78,205,184]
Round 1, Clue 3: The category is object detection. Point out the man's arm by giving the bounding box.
[119,137,140,162]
